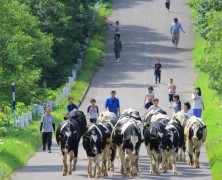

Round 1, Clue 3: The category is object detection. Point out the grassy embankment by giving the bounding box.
[193,35,222,180]
[0,1,112,179]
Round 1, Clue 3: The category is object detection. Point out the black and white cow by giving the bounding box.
[120,120,142,177]
[162,119,184,174]
[56,110,87,176]
[97,115,116,176]
[173,112,189,162]
[184,117,207,168]
[143,118,169,175]
[82,124,107,178]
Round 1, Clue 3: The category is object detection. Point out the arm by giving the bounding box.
[105,99,108,111]
[120,41,122,50]
[40,116,43,132]
[180,24,185,33]
[117,99,120,115]
[87,106,90,118]
[178,101,182,111]
[170,25,173,34]
[192,93,197,100]
[66,105,69,113]
[202,101,205,110]
[52,123,55,132]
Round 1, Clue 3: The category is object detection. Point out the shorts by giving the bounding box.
[89,118,97,124]
[145,102,153,109]
[168,93,175,102]
[193,109,202,118]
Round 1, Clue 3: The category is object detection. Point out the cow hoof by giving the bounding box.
[163,170,167,173]
[72,167,76,171]
[62,172,67,176]
[195,165,200,168]
[88,175,92,178]
[68,171,72,175]
[173,171,177,175]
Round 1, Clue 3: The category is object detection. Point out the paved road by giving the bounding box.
[11,0,212,179]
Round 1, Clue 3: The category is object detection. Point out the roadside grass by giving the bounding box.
[0,1,112,179]
[193,35,222,180]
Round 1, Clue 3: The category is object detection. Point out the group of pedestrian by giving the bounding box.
[144,76,205,118]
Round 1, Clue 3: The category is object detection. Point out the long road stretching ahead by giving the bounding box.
[12,0,212,179]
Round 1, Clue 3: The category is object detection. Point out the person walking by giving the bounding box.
[114,21,121,39]
[181,101,193,118]
[114,36,122,63]
[146,98,162,113]
[154,58,162,84]
[192,87,205,118]
[165,0,171,12]
[170,18,185,48]
[144,86,155,109]
[40,107,55,153]
[87,98,99,124]
[66,97,78,113]
[172,94,181,114]
[105,90,120,120]
[168,78,176,108]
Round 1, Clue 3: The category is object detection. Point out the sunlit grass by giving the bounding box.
[193,35,222,180]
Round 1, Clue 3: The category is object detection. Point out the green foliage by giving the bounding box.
[190,0,222,97]
[0,0,54,105]
[193,26,222,180]
[0,1,111,179]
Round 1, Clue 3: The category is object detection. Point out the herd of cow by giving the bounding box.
[55,108,207,178]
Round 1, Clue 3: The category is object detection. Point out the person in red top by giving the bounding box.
[168,78,176,108]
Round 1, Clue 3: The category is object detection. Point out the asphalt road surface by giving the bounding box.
[11,0,212,179]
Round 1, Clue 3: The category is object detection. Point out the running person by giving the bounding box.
[154,58,162,84]
[114,36,122,63]
[165,0,171,12]
[114,21,120,39]
[170,18,185,48]
[87,98,99,124]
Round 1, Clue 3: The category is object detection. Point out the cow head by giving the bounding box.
[62,122,77,152]
[163,126,175,151]
[189,123,206,141]
[90,129,104,155]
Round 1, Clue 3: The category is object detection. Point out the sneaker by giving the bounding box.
[43,146,46,151]
[169,106,172,108]
[48,149,52,153]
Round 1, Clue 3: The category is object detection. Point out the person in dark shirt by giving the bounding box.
[66,97,78,113]
[154,58,162,84]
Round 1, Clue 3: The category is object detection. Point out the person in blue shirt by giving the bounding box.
[66,97,78,113]
[105,90,120,120]
[170,18,185,48]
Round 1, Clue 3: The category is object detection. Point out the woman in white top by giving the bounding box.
[181,101,193,118]
[192,87,205,118]
[146,98,162,113]
[144,86,155,109]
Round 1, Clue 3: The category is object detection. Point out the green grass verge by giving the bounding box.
[0,1,112,179]
[193,35,222,180]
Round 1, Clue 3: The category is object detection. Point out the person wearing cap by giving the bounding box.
[87,98,99,124]
[66,97,78,113]
[144,86,155,109]
[105,90,120,120]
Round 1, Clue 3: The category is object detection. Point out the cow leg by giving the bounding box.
[62,153,68,176]
[194,147,201,168]
[187,140,194,166]
[118,145,124,174]
[182,144,186,162]
[101,145,109,176]
[108,145,116,172]
[162,150,168,173]
[130,155,137,177]
[153,150,160,175]
[72,146,78,171]
[94,154,101,179]
[88,157,93,178]
[123,152,129,176]
[68,151,74,175]
[172,151,178,174]
[146,144,154,174]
